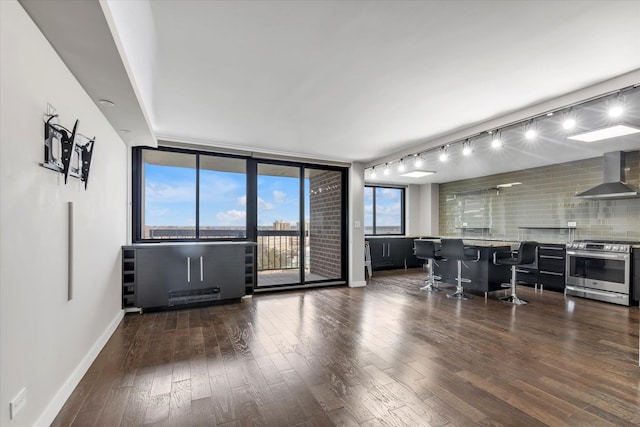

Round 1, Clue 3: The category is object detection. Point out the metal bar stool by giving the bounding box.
[493,241,538,305]
[440,239,480,299]
[413,239,442,292]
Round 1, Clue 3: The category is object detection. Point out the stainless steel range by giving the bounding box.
[565,240,637,306]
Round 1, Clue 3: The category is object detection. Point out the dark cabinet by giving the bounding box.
[368,237,422,271]
[122,243,255,311]
[537,244,566,292]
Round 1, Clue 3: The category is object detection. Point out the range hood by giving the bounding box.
[576,151,638,199]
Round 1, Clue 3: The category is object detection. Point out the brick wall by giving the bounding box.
[309,170,342,279]
[439,150,640,243]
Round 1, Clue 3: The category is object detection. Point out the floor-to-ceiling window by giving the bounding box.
[133,147,347,289]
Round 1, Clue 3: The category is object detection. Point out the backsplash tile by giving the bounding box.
[439,150,640,243]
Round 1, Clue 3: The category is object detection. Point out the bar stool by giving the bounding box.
[440,239,480,299]
[413,239,442,292]
[493,241,538,305]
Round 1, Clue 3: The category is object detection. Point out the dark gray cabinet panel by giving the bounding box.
[368,238,421,271]
[122,243,255,311]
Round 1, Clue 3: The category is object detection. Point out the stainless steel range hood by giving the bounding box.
[576,151,638,199]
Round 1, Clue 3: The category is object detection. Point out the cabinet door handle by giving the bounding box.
[382,245,385,257]
[540,246,564,251]
[388,243,391,256]
[539,270,563,276]
[540,255,563,260]
[200,256,204,281]
[187,257,191,282]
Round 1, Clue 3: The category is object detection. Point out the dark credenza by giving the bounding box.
[122,242,256,311]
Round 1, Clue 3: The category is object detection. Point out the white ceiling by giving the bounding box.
[19,0,640,184]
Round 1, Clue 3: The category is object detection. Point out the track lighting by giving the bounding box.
[524,120,537,140]
[491,131,502,149]
[462,140,472,156]
[607,95,625,118]
[364,85,639,182]
[439,147,449,162]
[562,109,576,130]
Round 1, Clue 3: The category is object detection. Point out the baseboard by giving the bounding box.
[349,280,367,288]
[34,309,125,426]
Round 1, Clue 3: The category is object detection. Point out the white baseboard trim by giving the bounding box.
[349,280,367,288]
[35,309,125,426]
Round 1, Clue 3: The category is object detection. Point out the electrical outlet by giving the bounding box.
[10,388,26,420]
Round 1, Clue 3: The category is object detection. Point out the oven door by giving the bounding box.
[566,250,630,294]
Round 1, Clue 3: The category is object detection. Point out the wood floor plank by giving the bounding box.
[51,269,640,426]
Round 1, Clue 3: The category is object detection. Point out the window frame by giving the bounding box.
[364,185,406,236]
[132,146,249,243]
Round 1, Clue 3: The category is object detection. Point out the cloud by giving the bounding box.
[145,181,195,203]
[378,188,401,200]
[273,190,286,203]
[215,210,246,225]
[258,197,274,211]
[237,195,246,206]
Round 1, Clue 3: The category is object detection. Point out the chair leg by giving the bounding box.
[420,259,441,292]
[447,260,472,299]
[501,266,528,305]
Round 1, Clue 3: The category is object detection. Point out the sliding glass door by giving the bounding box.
[255,163,346,288]
[256,163,302,287]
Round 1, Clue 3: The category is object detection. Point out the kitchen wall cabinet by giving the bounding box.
[122,242,255,311]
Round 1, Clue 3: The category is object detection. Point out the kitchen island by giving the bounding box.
[416,239,514,295]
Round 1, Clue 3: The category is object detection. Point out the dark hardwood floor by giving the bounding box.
[52,269,640,426]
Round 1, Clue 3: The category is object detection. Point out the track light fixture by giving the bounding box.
[398,159,406,172]
[491,131,502,149]
[383,163,390,175]
[524,120,537,140]
[439,146,449,162]
[562,109,576,130]
[607,94,625,118]
[370,167,377,179]
[462,139,472,156]
[414,154,423,167]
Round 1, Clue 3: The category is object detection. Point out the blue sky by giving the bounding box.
[144,164,310,227]
[364,186,402,228]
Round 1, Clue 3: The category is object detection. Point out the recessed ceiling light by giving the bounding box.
[568,124,640,142]
[119,129,131,133]
[400,170,435,178]
[99,99,115,107]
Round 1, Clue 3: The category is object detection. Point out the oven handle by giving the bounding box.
[566,250,629,260]
[565,285,626,299]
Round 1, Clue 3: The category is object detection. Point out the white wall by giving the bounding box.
[0,2,127,425]
[404,183,439,237]
[349,162,366,287]
[419,183,439,236]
